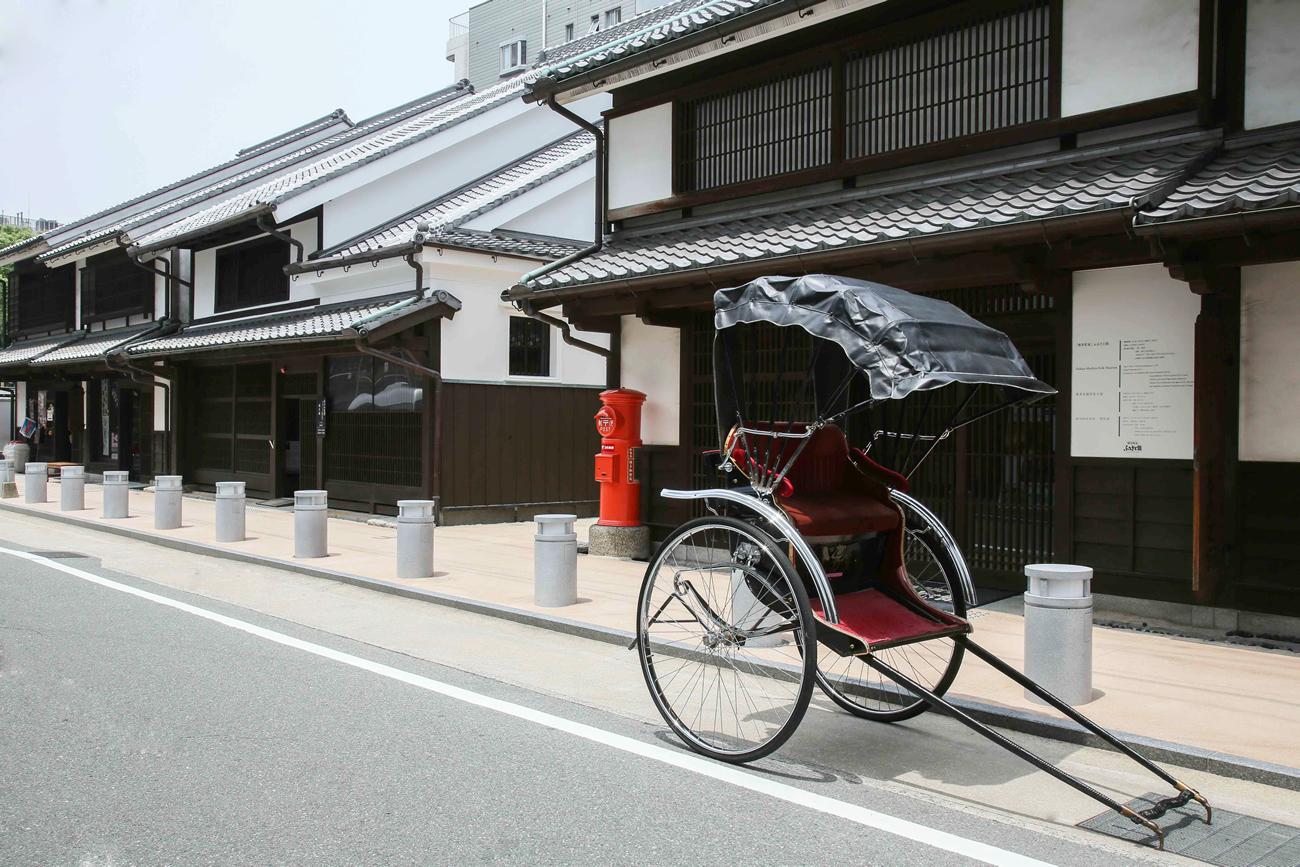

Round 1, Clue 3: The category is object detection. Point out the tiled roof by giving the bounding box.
[28,111,354,264]
[0,233,49,267]
[528,137,1211,292]
[31,325,156,366]
[426,230,584,260]
[305,131,595,265]
[126,292,460,357]
[532,0,787,94]
[133,78,528,253]
[37,85,469,263]
[0,336,74,367]
[1137,136,1300,224]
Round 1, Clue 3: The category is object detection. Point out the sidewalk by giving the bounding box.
[5,473,1299,779]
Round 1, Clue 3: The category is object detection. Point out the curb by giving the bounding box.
[3,499,1298,792]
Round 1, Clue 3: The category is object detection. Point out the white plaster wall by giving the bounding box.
[495,177,595,240]
[1245,0,1300,130]
[608,103,674,211]
[153,374,167,433]
[15,381,26,430]
[1061,0,1200,117]
[1240,261,1300,462]
[619,315,680,446]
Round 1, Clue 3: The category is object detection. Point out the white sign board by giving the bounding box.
[1071,265,1198,460]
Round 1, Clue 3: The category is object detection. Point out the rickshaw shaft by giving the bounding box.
[863,655,1168,848]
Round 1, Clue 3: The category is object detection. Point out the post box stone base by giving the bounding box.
[588,523,650,559]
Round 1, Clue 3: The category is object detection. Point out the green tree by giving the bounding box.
[0,224,35,342]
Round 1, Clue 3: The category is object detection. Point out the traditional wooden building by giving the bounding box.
[0,36,627,520]
[510,0,1300,618]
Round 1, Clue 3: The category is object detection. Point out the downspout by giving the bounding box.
[256,215,305,264]
[404,249,425,298]
[116,234,194,320]
[506,94,611,360]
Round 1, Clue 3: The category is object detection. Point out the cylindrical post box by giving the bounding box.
[154,475,184,530]
[534,513,578,607]
[593,389,646,527]
[60,465,85,511]
[23,462,48,504]
[1023,564,1094,706]
[214,481,247,543]
[396,499,437,579]
[294,490,328,558]
[103,470,131,519]
[0,459,17,499]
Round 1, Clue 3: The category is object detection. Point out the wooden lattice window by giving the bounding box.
[845,1,1051,159]
[215,236,289,313]
[676,63,834,192]
[81,249,153,322]
[15,264,75,334]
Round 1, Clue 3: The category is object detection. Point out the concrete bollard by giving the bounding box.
[103,470,131,519]
[60,466,85,511]
[0,459,16,499]
[154,475,184,530]
[293,490,328,558]
[214,481,247,543]
[534,514,578,607]
[396,499,437,579]
[1023,564,1094,706]
[24,462,48,504]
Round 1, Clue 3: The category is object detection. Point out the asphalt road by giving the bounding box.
[0,544,1171,866]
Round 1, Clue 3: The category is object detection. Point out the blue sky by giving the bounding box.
[0,0,465,223]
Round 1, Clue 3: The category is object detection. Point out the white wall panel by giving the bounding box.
[608,104,674,211]
[1245,0,1300,129]
[619,315,679,445]
[1240,261,1300,461]
[1061,0,1199,117]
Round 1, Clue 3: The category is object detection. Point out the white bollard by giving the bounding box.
[396,500,436,579]
[1023,564,1094,706]
[294,490,328,558]
[60,466,85,511]
[154,475,183,530]
[23,462,48,504]
[102,470,131,519]
[0,459,16,499]
[214,481,247,543]
[534,514,578,607]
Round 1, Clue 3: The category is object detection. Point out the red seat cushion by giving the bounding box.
[781,491,899,537]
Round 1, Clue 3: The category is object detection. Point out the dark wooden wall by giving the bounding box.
[1236,461,1300,616]
[437,381,602,524]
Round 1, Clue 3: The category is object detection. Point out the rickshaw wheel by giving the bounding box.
[813,512,967,723]
[636,515,816,764]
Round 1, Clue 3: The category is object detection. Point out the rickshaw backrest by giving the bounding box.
[729,423,909,494]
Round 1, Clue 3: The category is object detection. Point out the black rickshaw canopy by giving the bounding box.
[714,274,1056,401]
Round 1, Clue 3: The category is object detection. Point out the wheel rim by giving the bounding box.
[639,522,811,757]
[816,524,963,716]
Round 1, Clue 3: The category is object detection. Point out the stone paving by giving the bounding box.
[4,472,1299,771]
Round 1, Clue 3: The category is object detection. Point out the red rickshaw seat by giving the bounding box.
[748,424,901,538]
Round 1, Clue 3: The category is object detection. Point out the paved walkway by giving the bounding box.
[5,473,1299,771]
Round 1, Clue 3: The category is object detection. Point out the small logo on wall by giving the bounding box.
[1123,441,1143,453]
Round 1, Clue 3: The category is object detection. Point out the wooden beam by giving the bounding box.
[1167,254,1240,605]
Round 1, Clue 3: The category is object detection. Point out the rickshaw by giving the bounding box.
[633,274,1209,849]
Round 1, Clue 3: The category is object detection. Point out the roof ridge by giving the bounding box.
[235,109,351,156]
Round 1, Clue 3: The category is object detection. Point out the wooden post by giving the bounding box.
[1169,257,1240,605]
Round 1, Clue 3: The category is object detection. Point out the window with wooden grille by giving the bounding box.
[671,0,1056,195]
[80,249,153,323]
[509,316,551,377]
[845,1,1051,159]
[677,63,834,192]
[14,264,75,334]
[214,236,289,313]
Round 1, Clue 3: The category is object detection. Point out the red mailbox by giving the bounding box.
[594,388,646,527]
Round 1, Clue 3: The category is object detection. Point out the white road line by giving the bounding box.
[3,546,1055,867]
